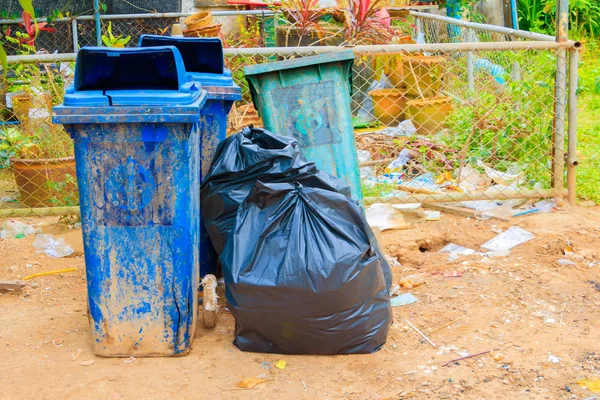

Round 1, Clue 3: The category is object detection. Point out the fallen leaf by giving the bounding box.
[577,378,600,393]
[275,359,286,370]
[237,377,269,389]
[79,359,95,366]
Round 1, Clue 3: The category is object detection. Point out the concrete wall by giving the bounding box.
[478,0,505,27]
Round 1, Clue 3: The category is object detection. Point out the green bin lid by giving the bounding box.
[244,50,354,76]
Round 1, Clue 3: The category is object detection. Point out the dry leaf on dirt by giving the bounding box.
[237,377,269,389]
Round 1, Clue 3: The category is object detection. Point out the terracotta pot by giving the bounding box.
[402,55,447,97]
[171,24,183,36]
[382,54,405,88]
[406,96,453,135]
[184,11,213,30]
[183,24,222,38]
[369,88,407,126]
[10,156,78,208]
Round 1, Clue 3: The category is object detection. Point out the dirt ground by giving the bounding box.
[1,205,600,400]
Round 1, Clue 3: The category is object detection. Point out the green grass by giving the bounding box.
[576,40,600,203]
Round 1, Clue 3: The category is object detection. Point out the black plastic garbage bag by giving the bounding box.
[200,127,351,255]
[221,181,392,355]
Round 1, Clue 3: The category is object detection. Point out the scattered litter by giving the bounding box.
[22,268,77,281]
[399,273,426,289]
[439,243,476,255]
[548,354,561,364]
[357,150,374,180]
[386,149,412,172]
[489,351,503,362]
[478,160,524,186]
[2,219,40,238]
[33,234,74,258]
[483,250,511,258]
[261,362,271,370]
[536,199,556,213]
[379,120,417,137]
[443,349,493,367]
[274,359,286,370]
[124,357,135,364]
[424,210,441,221]
[1,196,17,202]
[71,349,83,361]
[577,379,600,393]
[477,202,514,220]
[385,256,401,267]
[401,173,439,192]
[237,377,270,389]
[389,284,400,297]
[0,280,27,291]
[79,359,95,366]
[458,165,490,192]
[426,316,464,335]
[444,271,463,278]
[406,320,436,348]
[366,203,411,231]
[391,293,418,307]
[557,259,576,266]
[481,226,534,251]
[447,253,460,262]
[544,317,556,325]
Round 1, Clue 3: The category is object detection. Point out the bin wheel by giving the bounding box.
[201,274,218,329]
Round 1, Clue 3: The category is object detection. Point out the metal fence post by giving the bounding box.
[71,18,79,52]
[552,0,568,191]
[466,28,475,93]
[94,0,102,46]
[567,48,579,205]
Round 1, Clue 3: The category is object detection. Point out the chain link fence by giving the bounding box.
[0,10,275,54]
[0,11,578,216]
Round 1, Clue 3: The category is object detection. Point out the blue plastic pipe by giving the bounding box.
[475,58,506,84]
[510,0,519,30]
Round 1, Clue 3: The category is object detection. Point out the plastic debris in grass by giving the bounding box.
[482,226,534,252]
[2,219,40,239]
[379,120,417,137]
[402,173,439,192]
[366,203,409,231]
[424,210,441,221]
[357,150,374,180]
[33,234,74,258]
[391,293,417,307]
[477,160,525,186]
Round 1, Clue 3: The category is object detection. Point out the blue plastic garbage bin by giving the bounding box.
[244,51,363,201]
[138,35,241,278]
[53,46,207,357]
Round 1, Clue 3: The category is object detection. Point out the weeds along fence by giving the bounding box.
[0,11,579,216]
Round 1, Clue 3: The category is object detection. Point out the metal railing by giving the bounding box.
[0,10,579,216]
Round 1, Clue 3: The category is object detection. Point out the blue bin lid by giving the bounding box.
[244,50,355,77]
[138,35,239,90]
[65,46,202,107]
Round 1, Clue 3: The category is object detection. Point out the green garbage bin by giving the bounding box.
[244,51,362,201]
